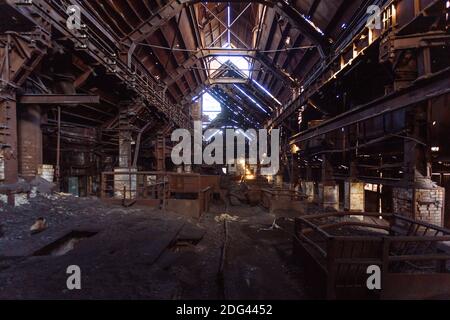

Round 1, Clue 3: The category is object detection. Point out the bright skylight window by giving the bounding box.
[208,43,251,77]
[219,56,250,76]
[207,46,281,109]
[209,55,251,77]
[202,92,221,125]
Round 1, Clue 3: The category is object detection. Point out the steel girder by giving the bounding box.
[163,48,296,87]
[0,30,49,205]
[4,0,191,129]
[290,68,450,145]
[18,94,100,104]
[181,0,330,57]
[180,61,275,111]
[122,0,329,57]
[121,0,329,85]
[207,77,248,85]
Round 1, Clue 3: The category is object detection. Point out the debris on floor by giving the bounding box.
[0,197,307,300]
[215,213,239,223]
[0,177,56,208]
[29,176,56,195]
[29,218,48,235]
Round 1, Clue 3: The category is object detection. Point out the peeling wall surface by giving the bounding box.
[344,182,365,212]
[393,187,445,226]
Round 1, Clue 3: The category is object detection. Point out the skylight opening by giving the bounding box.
[208,42,252,77]
[202,92,221,126]
[207,45,281,109]
[210,55,251,77]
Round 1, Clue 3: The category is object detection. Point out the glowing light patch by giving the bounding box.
[202,92,221,122]
[233,85,269,114]
[302,14,325,36]
[252,79,282,106]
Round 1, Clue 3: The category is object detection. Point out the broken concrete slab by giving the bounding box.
[177,223,206,244]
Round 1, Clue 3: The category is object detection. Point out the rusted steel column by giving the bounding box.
[118,104,132,168]
[156,134,166,172]
[132,122,152,168]
[0,89,18,206]
[396,103,444,226]
[403,104,431,184]
[393,50,418,91]
[321,154,339,210]
[114,103,136,200]
[55,106,61,185]
[345,146,365,212]
[18,104,42,179]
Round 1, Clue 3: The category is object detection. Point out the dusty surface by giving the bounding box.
[0,194,308,300]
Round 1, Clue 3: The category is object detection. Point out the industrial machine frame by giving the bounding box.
[294,212,450,299]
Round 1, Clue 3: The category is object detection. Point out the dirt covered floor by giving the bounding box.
[0,194,309,300]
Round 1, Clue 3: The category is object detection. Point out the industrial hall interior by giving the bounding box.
[0,0,450,300]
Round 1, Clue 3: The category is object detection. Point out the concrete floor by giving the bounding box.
[0,195,308,300]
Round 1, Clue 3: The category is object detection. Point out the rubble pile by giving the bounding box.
[0,177,56,208]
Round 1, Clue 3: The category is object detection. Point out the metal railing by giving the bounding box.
[294,212,450,299]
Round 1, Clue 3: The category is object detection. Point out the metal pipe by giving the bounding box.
[56,106,61,189]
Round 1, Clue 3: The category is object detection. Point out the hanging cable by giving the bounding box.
[136,42,317,54]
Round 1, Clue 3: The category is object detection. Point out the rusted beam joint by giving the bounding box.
[18,94,100,104]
